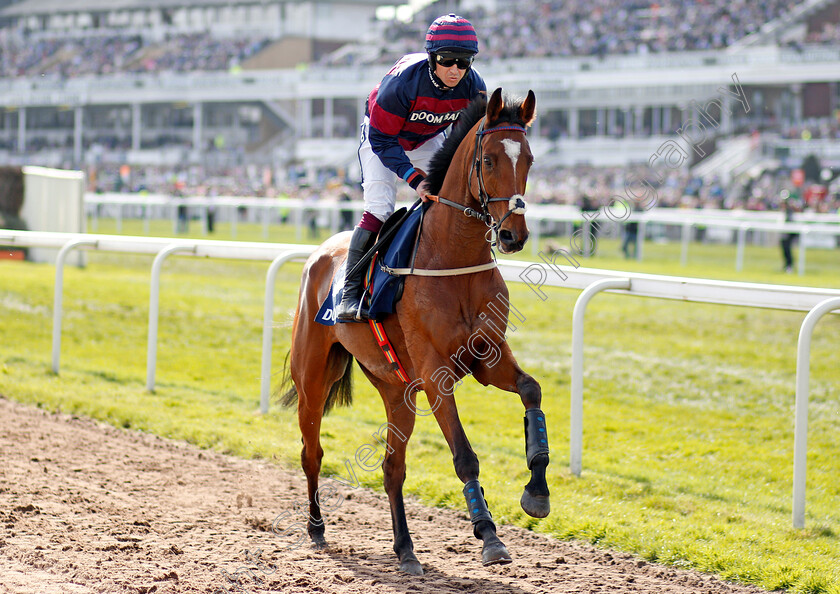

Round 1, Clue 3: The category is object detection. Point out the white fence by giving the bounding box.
[498,260,840,530]
[85,193,840,274]
[1,230,837,529]
[0,230,315,414]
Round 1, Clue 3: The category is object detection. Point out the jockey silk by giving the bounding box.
[366,53,486,183]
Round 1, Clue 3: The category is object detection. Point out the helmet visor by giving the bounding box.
[433,49,476,59]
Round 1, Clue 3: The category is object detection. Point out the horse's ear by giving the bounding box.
[487,88,504,123]
[520,90,537,127]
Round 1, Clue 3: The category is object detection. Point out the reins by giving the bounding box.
[377,198,498,278]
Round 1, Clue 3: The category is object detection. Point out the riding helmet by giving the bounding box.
[425,13,479,56]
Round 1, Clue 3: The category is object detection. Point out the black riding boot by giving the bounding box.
[335,226,376,322]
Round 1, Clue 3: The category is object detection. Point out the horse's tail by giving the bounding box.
[277,350,299,408]
[277,344,353,413]
[323,345,354,412]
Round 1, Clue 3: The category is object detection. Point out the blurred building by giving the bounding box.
[0,0,838,188]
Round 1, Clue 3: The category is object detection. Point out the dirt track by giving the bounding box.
[0,395,769,594]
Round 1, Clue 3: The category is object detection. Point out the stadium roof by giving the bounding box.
[0,0,384,17]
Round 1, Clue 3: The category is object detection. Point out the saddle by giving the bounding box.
[315,203,427,326]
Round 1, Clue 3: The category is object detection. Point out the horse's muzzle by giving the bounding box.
[498,229,528,254]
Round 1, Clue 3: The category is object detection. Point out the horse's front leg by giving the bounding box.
[374,382,423,575]
[473,341,551,518]
[422,384,512,566]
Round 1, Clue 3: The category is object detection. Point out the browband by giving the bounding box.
[479,125,527,136]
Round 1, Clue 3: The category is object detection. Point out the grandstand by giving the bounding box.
[0,0,838,208]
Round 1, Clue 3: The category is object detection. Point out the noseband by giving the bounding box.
[430,120,528,246]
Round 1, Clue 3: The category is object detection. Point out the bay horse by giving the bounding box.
[280,87,550,575]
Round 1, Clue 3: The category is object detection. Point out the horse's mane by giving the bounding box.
[424,92,529,195]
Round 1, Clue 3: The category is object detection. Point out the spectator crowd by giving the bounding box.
[323,0,839,66]
[1,0,838,77]
[0,29,270,79]
[527,164,839,212]
[1,0,838,219]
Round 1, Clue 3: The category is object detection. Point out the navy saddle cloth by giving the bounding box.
[315,204,426,326]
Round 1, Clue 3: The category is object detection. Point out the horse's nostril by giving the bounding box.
[499,229,515,243]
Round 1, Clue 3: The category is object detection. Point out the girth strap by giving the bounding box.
[380,260,496,277]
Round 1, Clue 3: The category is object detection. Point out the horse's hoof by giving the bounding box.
[311,535,327,550]
[482,542,512,566]
[520,491,550,518]
[399,555,424,576]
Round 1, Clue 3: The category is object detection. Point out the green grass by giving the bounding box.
[1,217,838,593]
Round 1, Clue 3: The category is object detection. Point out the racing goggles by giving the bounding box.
[434,53,474,70]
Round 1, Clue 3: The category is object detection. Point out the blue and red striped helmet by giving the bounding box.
[425,13,479,56]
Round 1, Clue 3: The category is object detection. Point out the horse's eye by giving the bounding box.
[483,156,493,168]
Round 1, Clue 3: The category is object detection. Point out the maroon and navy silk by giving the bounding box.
[366,53,486,185]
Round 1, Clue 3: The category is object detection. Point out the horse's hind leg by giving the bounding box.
[297,399,326,548]
[291,340,351,548]
[473,341,550,519]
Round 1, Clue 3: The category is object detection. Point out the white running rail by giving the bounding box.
[497,260,840,529]
[0,230,314,407]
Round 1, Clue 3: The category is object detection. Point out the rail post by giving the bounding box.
[570,277,632,477]
[146,243,196,392]
[52,238,98,373]
[260,250,313,413]
[792,296,840,528]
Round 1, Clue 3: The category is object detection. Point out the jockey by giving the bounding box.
[335,13,487,322]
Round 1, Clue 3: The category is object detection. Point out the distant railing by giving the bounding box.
[85,193,840,274]
[497,260,840,529]
[0,230,314,414]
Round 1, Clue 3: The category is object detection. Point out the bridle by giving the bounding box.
[429,118,528,246]
[377,118,530,279]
